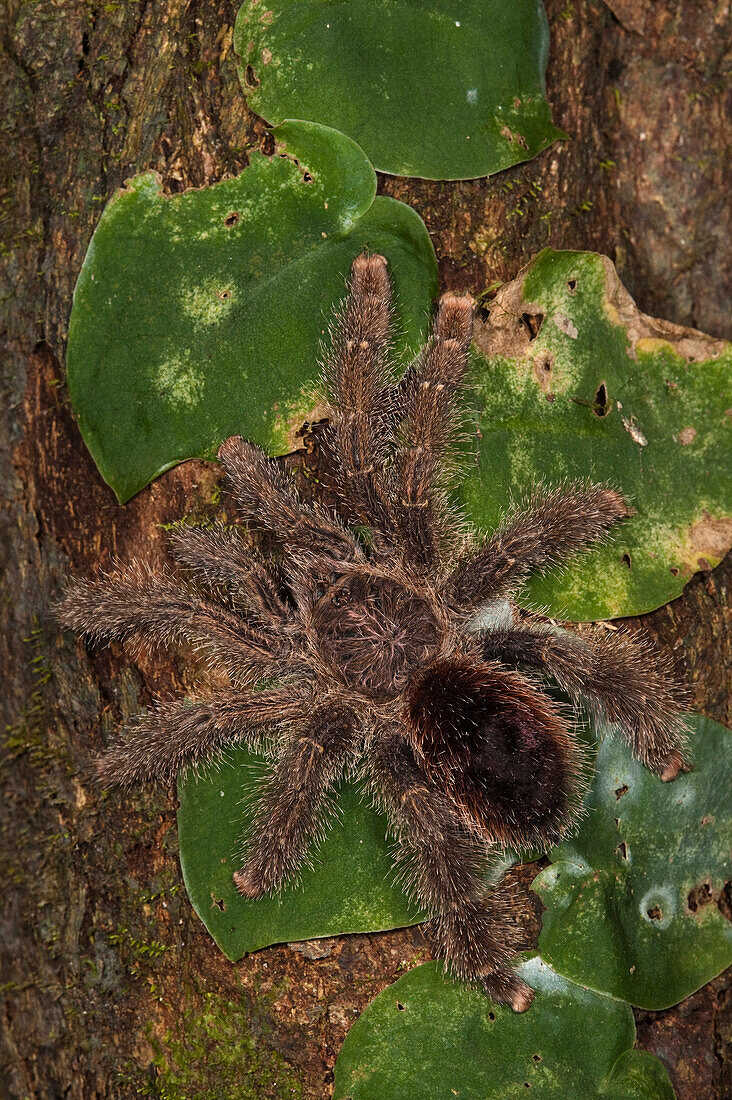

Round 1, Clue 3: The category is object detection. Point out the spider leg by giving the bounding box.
[322,253,396,536]
[369,733,534,1012]
[60,564,308,684]
[218,435,360,565]
[480,626,686,779]
[95,687,311,787]
[388,292,474,569]
[445,483,629,609]
[168,524,290,626]
[234,700,358,898]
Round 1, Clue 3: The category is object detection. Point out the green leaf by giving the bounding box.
[532,714,732,1010]
[463,249,732,620]
[332,956,675,1099]
[177,744,423,960]
[67,119,437,502]
[235,1,566,180]
[602,1051,679,1100]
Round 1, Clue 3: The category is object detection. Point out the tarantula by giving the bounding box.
[62,254,686,1011]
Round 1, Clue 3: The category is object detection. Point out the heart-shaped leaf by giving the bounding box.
[235,0,566,180]
[532,714,732,1010]
[177,745,423,959]
[333,956,675,1099]
[464,249,731,620]
[67,119,437,502]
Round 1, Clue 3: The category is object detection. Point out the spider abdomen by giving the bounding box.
[406,656,582,849]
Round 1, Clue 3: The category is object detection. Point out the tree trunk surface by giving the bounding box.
[1,1,729,1096]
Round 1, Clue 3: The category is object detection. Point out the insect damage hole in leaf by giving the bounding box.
[592,381,611,416]
[332,957,676,1100]
[533,353,554,395]
[718,882,732,922]
[686,882,713,913]
[533,714,732,1009]
[67,119,437,502]
[466,248,732,620]
[521,311,545,340]
[243,63,259,88]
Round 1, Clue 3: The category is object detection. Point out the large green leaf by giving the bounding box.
[532,715,732,1010]
[235,1,566,180]
[333,956,675,1099]
[67,119,437,502]
[177,744,423,959]
[464,249,731,620]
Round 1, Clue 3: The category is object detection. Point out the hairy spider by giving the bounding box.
[62,254,686,1011]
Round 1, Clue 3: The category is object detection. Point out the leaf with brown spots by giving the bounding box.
[533,714,732,1010]
[465,249,731,620]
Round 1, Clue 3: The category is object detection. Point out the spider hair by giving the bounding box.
[61,252,686,1012]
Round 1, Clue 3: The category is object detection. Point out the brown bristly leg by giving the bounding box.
[95,686,312,787]
[446,483,629,608]
[234,701,357,898]
[168,524,290,625]
[218,435,360,564]
[323,253,396,537]
[60,564,301,684]
[369,733,534,1012]
[481,625,687,779]
[390,292,474,568]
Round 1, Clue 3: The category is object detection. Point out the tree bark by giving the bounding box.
[1,1,729,1096]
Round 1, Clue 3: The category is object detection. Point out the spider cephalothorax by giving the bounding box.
[62,254,686,1012]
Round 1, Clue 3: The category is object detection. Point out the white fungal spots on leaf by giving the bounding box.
[554,312,578,339]
[640,887,676,929]
[180,278,236,326]
[621,416,648,447]
[156,354,204,408]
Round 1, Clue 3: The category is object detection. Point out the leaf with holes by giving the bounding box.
[177,744,424,959]
[333,956,676,1099]
[464,249,731,620]
[235,0,566,180]
[67,119,437,502]
[532,714,732,1010]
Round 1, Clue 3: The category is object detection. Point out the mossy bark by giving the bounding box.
[1,1,729,1097]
